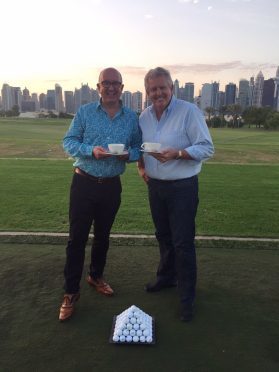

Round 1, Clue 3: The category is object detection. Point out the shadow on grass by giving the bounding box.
[0,243,278,372]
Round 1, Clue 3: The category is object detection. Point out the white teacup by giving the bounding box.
[141,142,161,152]
[108,143,125,154]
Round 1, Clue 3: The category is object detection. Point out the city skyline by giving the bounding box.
[1,0,278,94]
[2,65,279,114]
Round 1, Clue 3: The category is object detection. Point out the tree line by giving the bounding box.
[1,104,279,130]
[205,104,279,130]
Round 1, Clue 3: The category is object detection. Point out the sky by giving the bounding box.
[1,0,278,96]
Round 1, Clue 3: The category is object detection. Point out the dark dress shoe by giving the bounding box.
[145,281,177,292]
[180,302,194,322]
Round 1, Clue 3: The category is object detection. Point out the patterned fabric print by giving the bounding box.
[63,101,142,177]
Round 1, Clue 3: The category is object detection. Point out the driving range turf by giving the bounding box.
[0,243,278,371]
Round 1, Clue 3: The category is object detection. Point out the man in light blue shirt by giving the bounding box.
[138,67,214,322]
[59,67,141,322]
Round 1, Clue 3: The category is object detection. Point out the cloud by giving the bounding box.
[144,14,154,19]
[161,62,278,74]
[178,0,199,4]
[208,6,213,11]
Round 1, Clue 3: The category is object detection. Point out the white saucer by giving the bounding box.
[106,150,129,156]
[140,149,161,154]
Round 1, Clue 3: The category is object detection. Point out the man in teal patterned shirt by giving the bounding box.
[59,67,142,322]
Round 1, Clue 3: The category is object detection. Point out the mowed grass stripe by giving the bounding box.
[0,159,278,237]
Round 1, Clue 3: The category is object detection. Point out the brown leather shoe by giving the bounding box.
[86,276,114,296]
[59,293,80,322]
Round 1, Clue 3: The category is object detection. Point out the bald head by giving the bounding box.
[98,67,122,84]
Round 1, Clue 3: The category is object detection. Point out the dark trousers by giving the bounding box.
[148,176,199,304]
[63,173,121,294]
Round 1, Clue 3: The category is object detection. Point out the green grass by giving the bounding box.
[0,118,279,237]
[0,159,278,237]
[0,243,278,371]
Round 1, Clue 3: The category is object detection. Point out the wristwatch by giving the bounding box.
[176,150,183,159]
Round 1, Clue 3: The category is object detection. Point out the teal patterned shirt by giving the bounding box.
[63,100,142,177]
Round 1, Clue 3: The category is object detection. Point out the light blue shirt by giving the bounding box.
[139,96,214,180]
[63,100,142,177]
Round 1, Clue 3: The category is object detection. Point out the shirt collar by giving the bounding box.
[97,98,124,114]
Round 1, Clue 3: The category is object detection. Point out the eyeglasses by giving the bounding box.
[99,80,122,88]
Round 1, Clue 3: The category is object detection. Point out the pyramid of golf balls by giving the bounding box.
[112,305,153,344]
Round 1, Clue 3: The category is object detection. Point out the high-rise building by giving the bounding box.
[46,90,55,110]
[122,91,132,109]
[55,84,64,113]
[91,89,99,102]
[274,66,279,111]
[249,77,255,107]
[238,79,250,111]
[1,84,15,110]
[252,71,264,107]
[217,91,225,110]
[39,93,47,109]
[211,82,219,110]
[31,93,39,111]
[184,83,194,103]
[200,83,212,111]
[22,87,30,101]
[174,79,179,98]
[132,91,142,113]
[74,88,81,112]
[225,83,236,106]
[262,79,275,108]
[80,83,91,105]
[64,91,75,114]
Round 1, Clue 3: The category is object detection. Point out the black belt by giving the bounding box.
[149,175,197,183]
[75,168,119,184]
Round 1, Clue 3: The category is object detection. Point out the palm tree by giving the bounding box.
[218,105,228,127]
[205,106,215,127]
[227,104,242,128]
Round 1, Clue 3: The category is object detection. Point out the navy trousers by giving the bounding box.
[148,176,199,304]
[63,172,121,294]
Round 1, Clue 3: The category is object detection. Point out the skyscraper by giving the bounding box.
[174,79,179,98]
[55,84,64,113]
[225,83,236,106]
[80,83,91,105]
[64,91,75,114]
[184,83,194,103]
[274,66,279,111]
[132,91,142,113]
[122,91,132,109]
[39,93,47,109]
[262,79,275,108]
[211,82,219,110]
[238,79,250,111]
[1,84,16,110]
[46,90,55,110]
[252,71,264,107]
[200,83,212,111]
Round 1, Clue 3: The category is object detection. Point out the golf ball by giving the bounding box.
[126,335,132,342]
[132,335,139,343]
[129,329,136,336]
[119,335,126,342]
[140,335,146,343]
